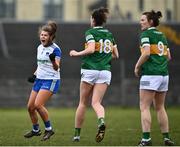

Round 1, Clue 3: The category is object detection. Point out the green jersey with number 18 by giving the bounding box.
[81,26,116,71]
[140,27,169,75]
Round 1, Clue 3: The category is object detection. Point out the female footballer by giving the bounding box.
[69,7,119,142]
[24,21,61,141]
[134,10,174,146]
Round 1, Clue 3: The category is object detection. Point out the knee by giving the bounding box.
[91,101,99,108]
[154,105,164,112]
[27,104,35,113]
[34,103,43,111]
[140,103,150,113]
[78,103,87,109]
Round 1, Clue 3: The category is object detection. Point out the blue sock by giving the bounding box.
[44,120,52,130]
[33,124,39,132]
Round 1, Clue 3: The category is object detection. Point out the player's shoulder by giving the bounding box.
[85,28,94,35]
[51,43,62,55]
[37,44,43,50]
[51,43,60,50]
[141,29,149,37]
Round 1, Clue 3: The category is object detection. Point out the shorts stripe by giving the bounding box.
[50,79,57,91]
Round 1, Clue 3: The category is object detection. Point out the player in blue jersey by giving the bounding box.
[24,21,61,141]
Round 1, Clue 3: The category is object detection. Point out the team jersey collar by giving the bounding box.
[93,26,103,29]
[43,42,53,47]
[147,27,156,30]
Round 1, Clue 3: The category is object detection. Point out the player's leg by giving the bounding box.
[73,81,93,141]
[138,89,155,146]
[154,92,174,146]
[24,90,42,138]
[92,83,107,125]
[34,89,54,141]
[91,83,108,142]
[91,70,111,142]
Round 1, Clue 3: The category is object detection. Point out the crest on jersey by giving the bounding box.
[46,52,50,56]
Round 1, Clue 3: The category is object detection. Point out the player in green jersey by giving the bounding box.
[134,10,174,146]
[70,7,119,142]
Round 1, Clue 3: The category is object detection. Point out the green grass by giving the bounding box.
[0,107,179,146]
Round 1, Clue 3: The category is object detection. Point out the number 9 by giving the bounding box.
[158,41,164,56]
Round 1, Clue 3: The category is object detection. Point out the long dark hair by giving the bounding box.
[91,7,109,26]
[143,10,162,27]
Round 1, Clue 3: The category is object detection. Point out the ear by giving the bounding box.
[149,19,154,26]
[50,35,54,41]
[92,19,96,25]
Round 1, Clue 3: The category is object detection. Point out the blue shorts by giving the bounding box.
[32,79,60,94]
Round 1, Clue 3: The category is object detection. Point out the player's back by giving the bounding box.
[82,27,115,71]
[140,28,169,75]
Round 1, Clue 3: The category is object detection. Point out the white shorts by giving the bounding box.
[81,69,111,85]
[140,75,169,92]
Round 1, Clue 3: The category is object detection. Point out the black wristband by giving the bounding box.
[27,75,36,83]
[49,53,56,62]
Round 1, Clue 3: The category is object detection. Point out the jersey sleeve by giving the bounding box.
[85,30,95,43]
[53,47,62,60]
[140,31,150,48]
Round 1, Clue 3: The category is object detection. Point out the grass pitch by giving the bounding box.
[0,107,179,146]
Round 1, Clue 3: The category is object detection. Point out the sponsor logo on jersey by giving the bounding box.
[141,37,149,43]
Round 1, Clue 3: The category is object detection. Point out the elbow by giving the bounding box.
[144,53,150,59]
[89,49,95,54]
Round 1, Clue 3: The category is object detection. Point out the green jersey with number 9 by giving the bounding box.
[81,26,116,71]
[140,27,169,75]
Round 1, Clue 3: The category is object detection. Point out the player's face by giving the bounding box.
[140,15,151,31]
[40,31,51,47]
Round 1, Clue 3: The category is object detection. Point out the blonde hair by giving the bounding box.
[39,20,57,40]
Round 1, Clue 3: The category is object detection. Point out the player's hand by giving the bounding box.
[27,75,36,83]
[49,53,56,62]
[69,50,78,56]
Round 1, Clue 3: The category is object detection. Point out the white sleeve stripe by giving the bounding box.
[87,40,95,43]
[142,44,150,48]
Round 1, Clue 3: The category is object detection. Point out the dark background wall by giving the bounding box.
[0,22,179,107]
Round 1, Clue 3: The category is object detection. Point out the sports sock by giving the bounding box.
[74,128,81,137]
[44,120,52,131]
[33,124,39,132]
[98,117,105,127]
[142,132,150,140]
[163,132,170,139]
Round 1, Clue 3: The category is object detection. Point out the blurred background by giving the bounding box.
[0,0,180,107]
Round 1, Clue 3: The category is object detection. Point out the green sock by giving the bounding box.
[74,128,81,137]
[163,132,170,139]
[98,117,105,127]
[142,132,150,140]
